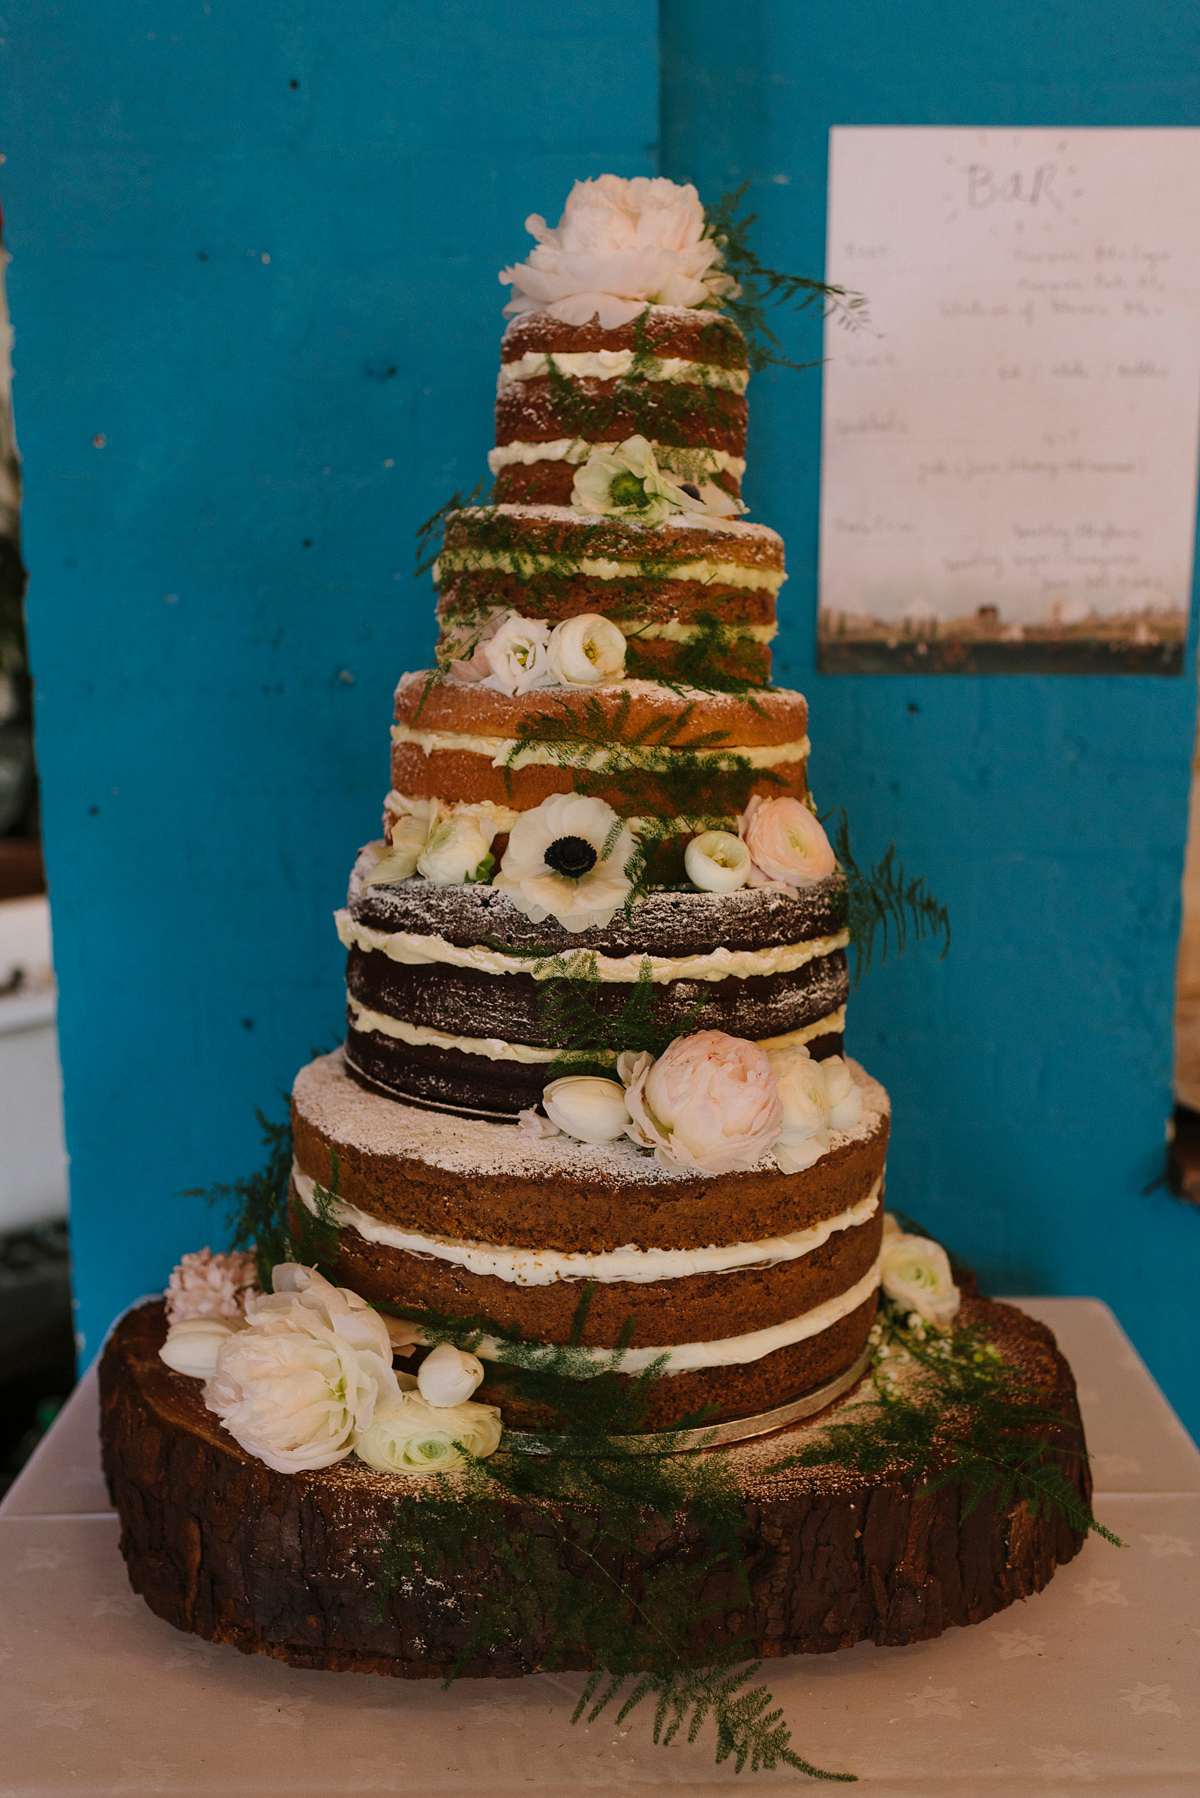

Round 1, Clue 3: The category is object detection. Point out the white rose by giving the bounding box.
[363,798,440,887]
[624,1030,783,1176]
[417,1342,485,1408]
[416,813,497,886]
[202,1265,399,1473]
[545,613,626,686]
[353,1391,503,1477]
[822,1055,863,1132]
[542,1074,631,1144]
[498,175,737,329]
[159,1315,245,1379]
[767,1047,831,1173]
[880,1234,961,1330]
[480,613,553,695]
[684,830,751,893]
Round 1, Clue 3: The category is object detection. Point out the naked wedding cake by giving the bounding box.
[100,178,1092,1688]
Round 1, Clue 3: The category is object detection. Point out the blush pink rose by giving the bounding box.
[625,1030,783,1176]
[739,796,836,891]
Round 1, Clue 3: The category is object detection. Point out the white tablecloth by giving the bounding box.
[2,1299,1198,1795]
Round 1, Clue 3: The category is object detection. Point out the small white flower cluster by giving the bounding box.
[520,1029,863,1178]
[572,435,743,525]
[498,175,737,329]
[684,797,837,897]
[158,1265,501,1478]
[449,608,626,697]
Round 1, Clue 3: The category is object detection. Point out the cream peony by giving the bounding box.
[202,1265,400,1474]
[498,175,737,329]
[353,1390,503,1477]
[363,798,439,887]
[572,435,738,525]
[767,1046,831,1173]
[492,793,636,932]
[880,1233,961,1330]
[416,1342,485,1408]
[684,830,751,893]
[822,1055,864,1132]
[739,796,837,891]
[546,613,627,686]
[159,1315,245,1379]
[165,1247,258,1323]
[416,813,496,887]
[479,613,554,695]
[625,1030,783,1176]
[542,1074,632,1144]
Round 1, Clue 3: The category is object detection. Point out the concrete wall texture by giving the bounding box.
[3,1,1198,1435]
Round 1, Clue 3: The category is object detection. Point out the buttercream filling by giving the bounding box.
[487,439,747,478]
[434,549,786,595]
[345,995,847,1063]
[337,910,850,984]
[496,350,750,394]
[463,1259,883,1373]
[293,1168,880,1286]
[389,723,811,771]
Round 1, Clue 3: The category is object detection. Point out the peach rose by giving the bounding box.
[625,1030,783,1176]
[739,796,836,891]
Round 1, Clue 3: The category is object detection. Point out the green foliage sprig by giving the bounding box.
[623,611,771,696]
[824,809,950,984]
[189,1108,295,1292]
[415,480,490,580]
[529,951,708,1080]
[704,184,870,373]
[770,1297,1121,1549]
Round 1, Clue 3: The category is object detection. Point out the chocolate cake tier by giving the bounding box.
[434,506,782,686]
[100,1292,1092,1676]
[490,308,749,508]
[390,672,806,817]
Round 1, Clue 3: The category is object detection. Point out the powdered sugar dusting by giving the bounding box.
[293,1047,889,1185]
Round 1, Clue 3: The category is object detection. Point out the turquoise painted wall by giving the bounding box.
[661,0,1200,1437]
[1,0,657,1359]
[4,1,1197,1434]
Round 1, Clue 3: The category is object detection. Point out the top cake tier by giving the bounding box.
[489,308,749,510]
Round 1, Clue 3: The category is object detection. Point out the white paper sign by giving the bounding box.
[817,127,1200,672]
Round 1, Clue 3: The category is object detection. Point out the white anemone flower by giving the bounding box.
[492,793,636,933]
[572,435,740,526]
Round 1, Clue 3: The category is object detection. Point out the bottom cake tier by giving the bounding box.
[100,1294,1091,1677]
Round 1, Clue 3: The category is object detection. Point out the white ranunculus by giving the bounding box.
[353,1391,503,1477]
[202,1265,400,1474]
[739,795,837,892]
[684,830,751,893]
[625,1030,783,1176]
[767,1047,832,1173]
[159,1315,245,1379]
[542,1074,631,1144]
[363,798,440,887]
[880,1234,961,1330]
[572,435,726,527]
[546,613,626,686]
[498,175,737,328]
[492,793,636,932]
[480,613,553,696]
[416,1342,485,1408]
[822,1055,864,1133]
[416,813,497,887]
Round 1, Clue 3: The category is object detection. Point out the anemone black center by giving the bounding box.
[544,834,598,878]
[679,481,701,499]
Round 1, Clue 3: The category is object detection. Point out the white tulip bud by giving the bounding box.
[159,1315,245,1379]
[542,1075,632,1144]
[684,830,751,893]
[417,1341,486,1408]
[546,613,626,686]
[821,1055,863,1132]
[417,814,496,887]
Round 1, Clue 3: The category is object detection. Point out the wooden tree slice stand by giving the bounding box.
[99,1294,1092,1680]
